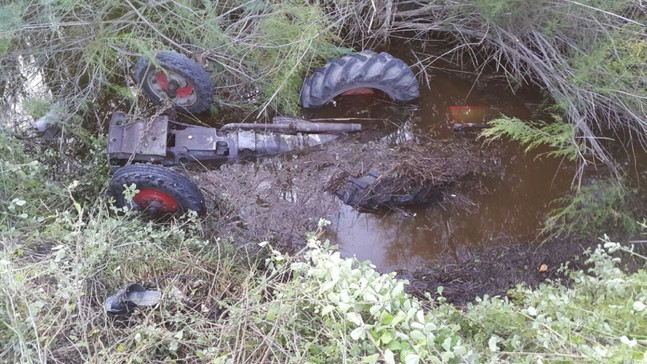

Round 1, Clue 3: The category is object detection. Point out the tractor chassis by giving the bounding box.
[107,111,361,168]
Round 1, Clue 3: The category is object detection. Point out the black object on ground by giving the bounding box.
[104,283,162,315]
[335,169,438,210]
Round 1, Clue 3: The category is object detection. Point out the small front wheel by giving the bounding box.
[133,51,214,114]
[109,164,206,218]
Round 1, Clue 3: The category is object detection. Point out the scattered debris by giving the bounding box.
[33,104,64,139]
[104,283,162,315]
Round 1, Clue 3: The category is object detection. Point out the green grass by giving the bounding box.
[543,179,640,241]
[1,130,646,363]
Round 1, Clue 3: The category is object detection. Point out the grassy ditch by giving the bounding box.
[1,129,646,363]
[2,0,647,362]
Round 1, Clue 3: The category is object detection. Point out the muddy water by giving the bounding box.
[303,71,573,273]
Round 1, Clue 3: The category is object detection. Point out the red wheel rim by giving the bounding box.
[341,88,376,96]
[148,70,197,107]
[156,71,170,90]
[133,188,180,212]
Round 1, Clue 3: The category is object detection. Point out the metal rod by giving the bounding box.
[219,121,362,134]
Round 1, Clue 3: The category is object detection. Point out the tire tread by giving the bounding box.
[301,51,419,108]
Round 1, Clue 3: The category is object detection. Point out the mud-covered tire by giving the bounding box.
[109,164,206,218]
[300,51,419,108]
[133,51,214,114]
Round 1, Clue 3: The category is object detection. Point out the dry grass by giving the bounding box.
[339,0,646,180]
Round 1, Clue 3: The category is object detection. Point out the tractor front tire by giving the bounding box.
[134,51,214,114]
[109,164,206,219]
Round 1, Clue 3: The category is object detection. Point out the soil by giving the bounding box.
[195,130,500,247]
[192,127,603,306]
[400,238,597,306]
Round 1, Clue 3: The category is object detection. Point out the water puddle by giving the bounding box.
[305,69,572,273]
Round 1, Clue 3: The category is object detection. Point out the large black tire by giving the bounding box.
[300,51,420,108]
[133,51,214,114]
[109,164,206,218]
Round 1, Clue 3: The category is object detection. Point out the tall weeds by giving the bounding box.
[0,0,347,120]
[344,0,646,178]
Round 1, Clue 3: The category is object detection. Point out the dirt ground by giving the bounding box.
[193,128,597,305]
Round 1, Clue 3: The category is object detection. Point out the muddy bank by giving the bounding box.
[193,131,611,305]
[196,132,502,251]
[400,237,600,306]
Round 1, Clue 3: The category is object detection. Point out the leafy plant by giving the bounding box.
[480,115,583,160]
[543,179,639,240]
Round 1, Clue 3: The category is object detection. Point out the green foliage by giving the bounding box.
[224,228,471,363]
[22,98,52,119]
[0,133,65,231]
[0,2,23,56]
[454,239,647,362]
[543,179,639,240]
[1,0,348,117]
[217,227,647,362]
[249,0,349,114]
[571,27,647,115]
[473,0,545,27]
[480,115,582,160]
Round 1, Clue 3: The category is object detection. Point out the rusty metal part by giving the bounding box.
[107,112,355,166]
[107,112,168,162]
[219,117,361,134]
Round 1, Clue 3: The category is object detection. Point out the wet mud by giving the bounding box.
[196,131,502,250]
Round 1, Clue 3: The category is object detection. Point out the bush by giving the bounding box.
[543,179,640,240]
[0,0,348,118]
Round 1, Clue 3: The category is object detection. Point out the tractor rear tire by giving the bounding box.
[300,51,419,108]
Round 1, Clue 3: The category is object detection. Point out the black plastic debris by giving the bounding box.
[335,169,439,210]
[104,283,162,315]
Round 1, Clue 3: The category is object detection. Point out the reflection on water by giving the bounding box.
[311,69,571,273]
[326,150,569,273]
[1,55,52,131]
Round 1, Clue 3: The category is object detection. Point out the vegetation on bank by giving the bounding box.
[2,0,647,363]
[1,129,646,363]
